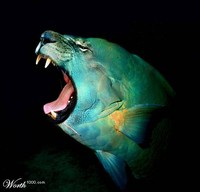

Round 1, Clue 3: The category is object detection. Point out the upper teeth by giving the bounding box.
[36,54,55,68]
[36,54,42,64]
[45,58,51,68]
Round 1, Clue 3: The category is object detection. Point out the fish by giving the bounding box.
[35,30,175,190]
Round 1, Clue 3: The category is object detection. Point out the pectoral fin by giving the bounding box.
[95,150,127,190]
[119,104,164,145]
[99,101,124,118]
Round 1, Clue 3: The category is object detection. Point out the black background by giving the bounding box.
[1,0,199,191]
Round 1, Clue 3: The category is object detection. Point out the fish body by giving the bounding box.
[35,30,175,190]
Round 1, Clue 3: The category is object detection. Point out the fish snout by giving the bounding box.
[35,30,59,54]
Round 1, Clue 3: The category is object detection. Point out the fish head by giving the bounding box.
[35,30,124,135]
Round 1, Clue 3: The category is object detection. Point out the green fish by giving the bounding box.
[35,30,175,190]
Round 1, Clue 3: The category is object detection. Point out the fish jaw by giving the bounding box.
[35,31,78,122]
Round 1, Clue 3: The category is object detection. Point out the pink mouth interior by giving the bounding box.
[43,71,74,114]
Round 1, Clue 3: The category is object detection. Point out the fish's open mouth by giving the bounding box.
[36,54,76,123]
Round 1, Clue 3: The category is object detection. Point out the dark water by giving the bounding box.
[1,110,117,192]
[1,1,198,191]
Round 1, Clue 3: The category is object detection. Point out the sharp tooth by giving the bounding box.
[45,58,51,68]
[50,110,57,119]
[35,42,41,54]
[36,55,42,65]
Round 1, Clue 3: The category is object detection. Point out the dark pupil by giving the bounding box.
[79,44,88,50]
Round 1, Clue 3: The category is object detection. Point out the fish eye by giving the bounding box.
[78,44,89,52]
[75,40,91,52]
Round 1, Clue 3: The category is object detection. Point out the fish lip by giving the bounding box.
[35,52,77,124]
[49,68,77,124]
[47,92,77,124]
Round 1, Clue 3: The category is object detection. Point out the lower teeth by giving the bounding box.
[49,110,57,119]
[49,95,74,119]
